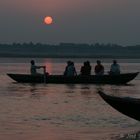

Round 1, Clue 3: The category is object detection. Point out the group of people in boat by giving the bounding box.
[64,59,120,76]
[30,59,120,76]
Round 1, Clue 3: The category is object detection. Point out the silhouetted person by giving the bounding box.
[94,60,104,75]
[109,60,120,75]
[30,60,46,75]
[64,61,71,76]
[64,61,77,76]
[80,61,91,76]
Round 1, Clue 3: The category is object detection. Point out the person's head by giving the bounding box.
[31,60,35,65]
[67,61,71,66]
[97,60,101,65]
[71,61,74,66]
[113,60,117,64]
[86,61,90,66]
[84,61,87,66]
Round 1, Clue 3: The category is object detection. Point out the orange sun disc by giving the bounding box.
[44,16,53,25]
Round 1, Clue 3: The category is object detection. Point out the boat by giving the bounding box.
[98,91,140,121]
[7,72,139,84]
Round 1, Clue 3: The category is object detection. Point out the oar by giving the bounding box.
[43,66,46,83]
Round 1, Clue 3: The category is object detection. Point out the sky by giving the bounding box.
[0,0,140,45]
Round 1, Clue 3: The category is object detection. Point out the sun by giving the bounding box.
[44,16,53,25]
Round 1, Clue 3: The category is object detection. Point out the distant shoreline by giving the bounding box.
[0,43,140,58]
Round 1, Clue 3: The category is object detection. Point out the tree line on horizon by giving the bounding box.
[0,42,140,58]
[0,42,140,48]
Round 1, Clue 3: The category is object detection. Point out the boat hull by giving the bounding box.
[7,72,139,84]
[99,91,140,121]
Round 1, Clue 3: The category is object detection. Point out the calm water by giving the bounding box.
[0,58,140,140]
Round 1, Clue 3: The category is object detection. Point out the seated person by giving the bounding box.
[64,61,77,76]
[30,60,46,75]
[80,61,91,76]
[94,60,104,75]
[109,60,120,75]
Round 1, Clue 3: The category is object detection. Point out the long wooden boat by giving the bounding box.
[98,91,140,121]
[7,72,139,84]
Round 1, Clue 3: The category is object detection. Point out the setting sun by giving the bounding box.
[44,16,53,25]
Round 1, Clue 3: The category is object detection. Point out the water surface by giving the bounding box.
[0,58,140,140]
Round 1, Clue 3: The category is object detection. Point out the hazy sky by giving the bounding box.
[0,0,140,45]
